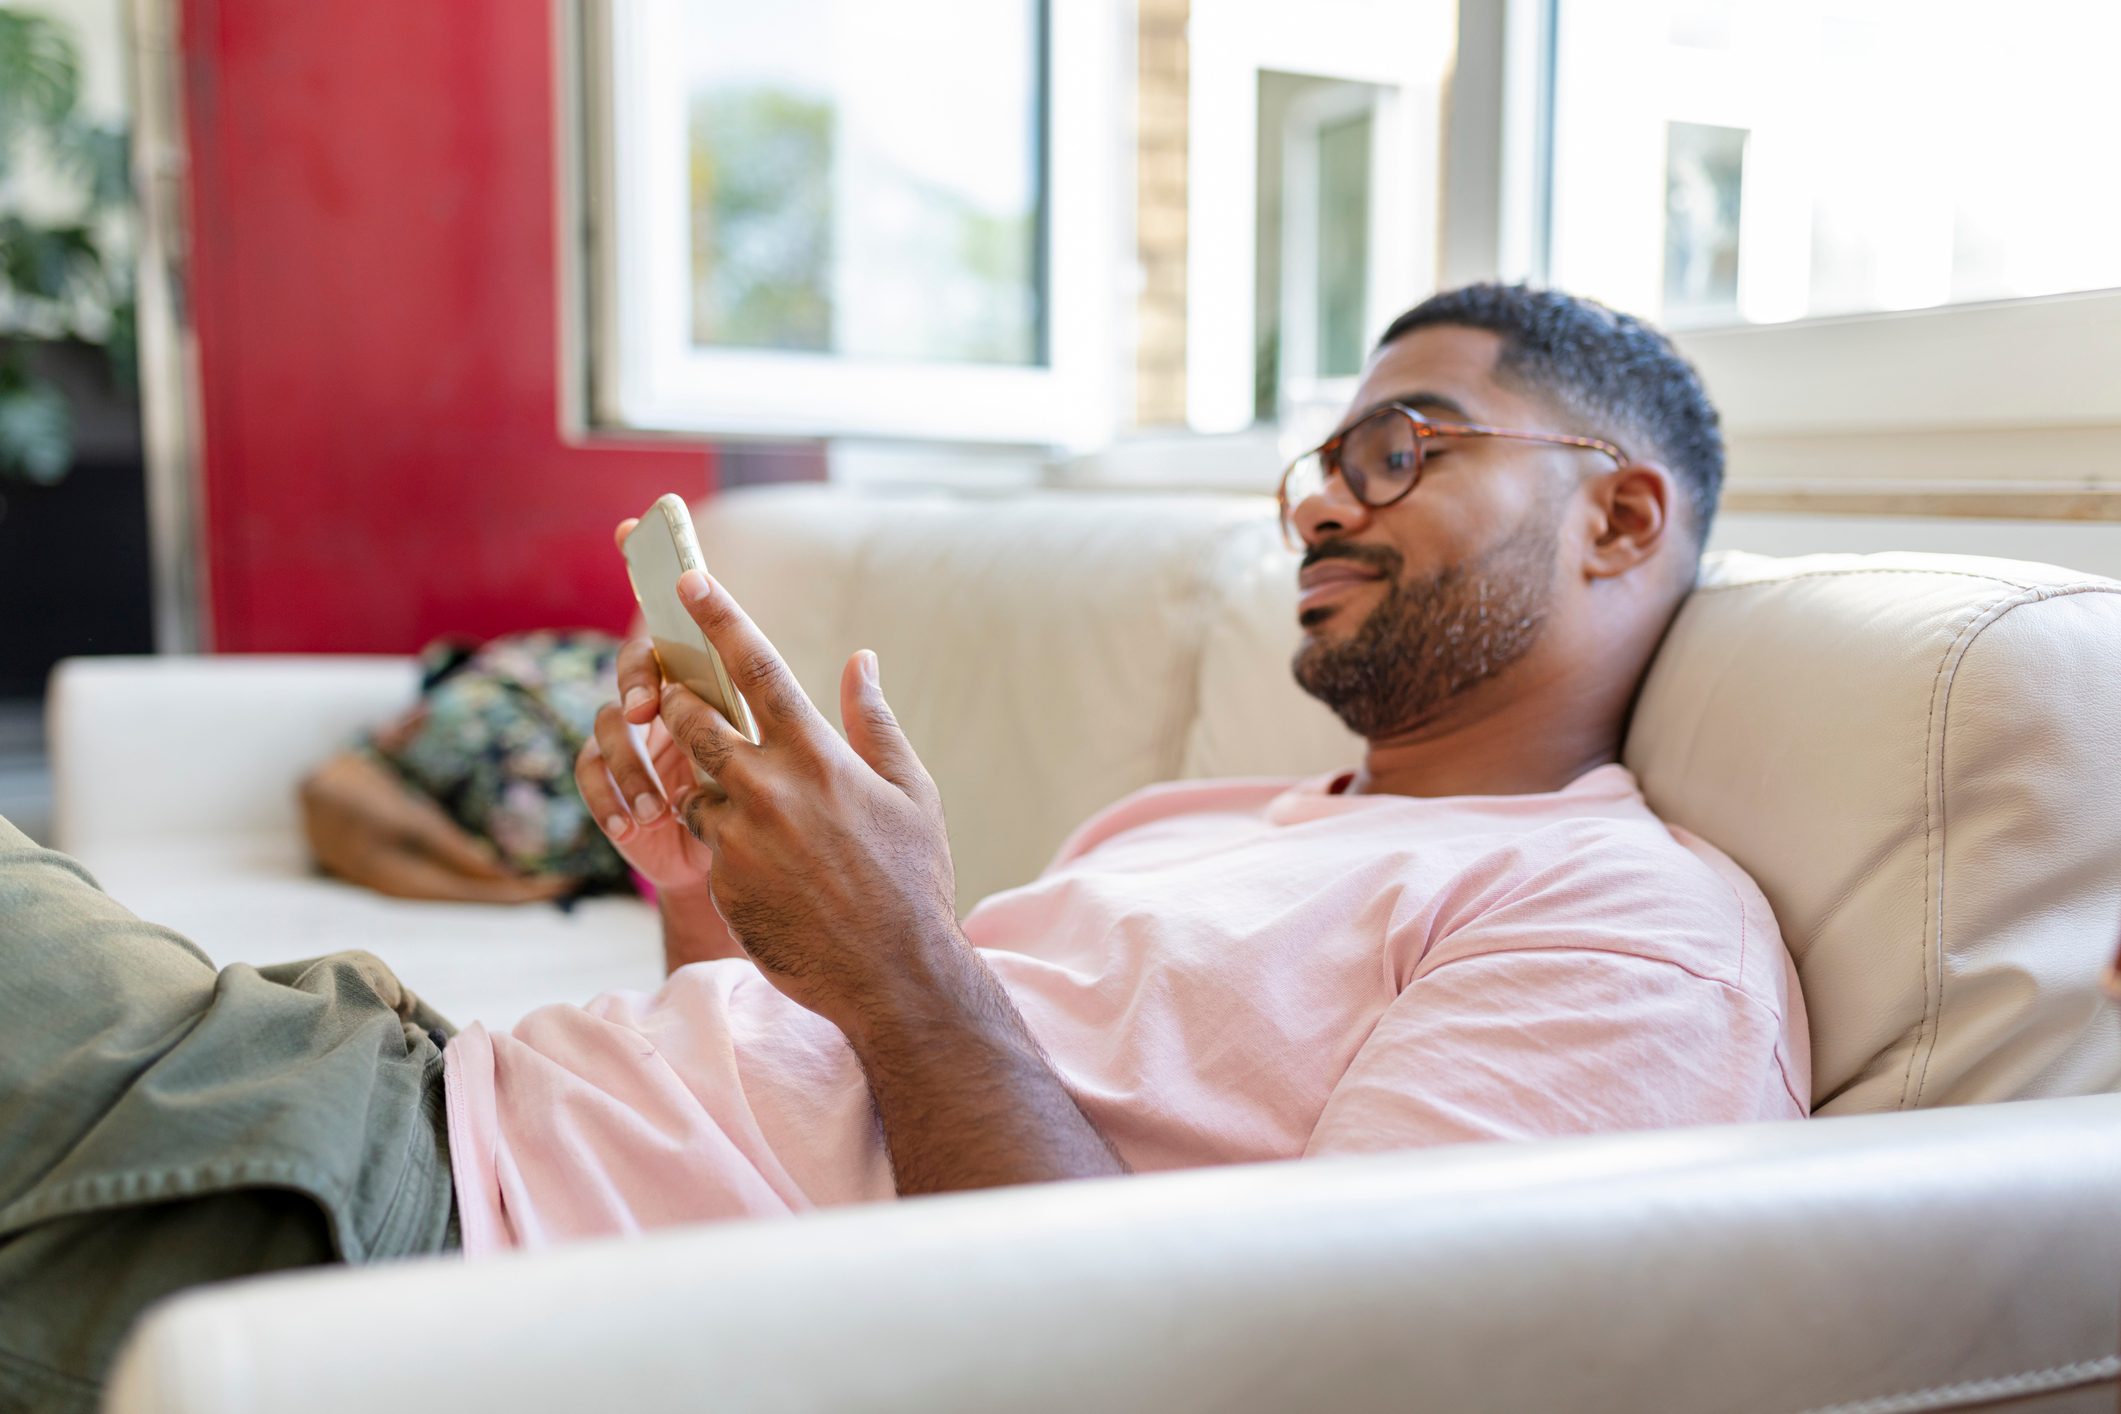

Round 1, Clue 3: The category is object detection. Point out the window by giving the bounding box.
[1548,0,2121,329]
[582,0,1122,448]
[1528,0,2121,515]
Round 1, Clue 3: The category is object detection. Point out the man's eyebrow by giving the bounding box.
[1347,390,1477,425]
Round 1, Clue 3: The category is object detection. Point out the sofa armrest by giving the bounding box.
[107,1095,2121,1414]
[48,655,419,857]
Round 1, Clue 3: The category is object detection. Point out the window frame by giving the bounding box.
[579,0,1123,450]
[1676,290,2121,518]
[1184,0,1452,435]
[1276,81,1396,414]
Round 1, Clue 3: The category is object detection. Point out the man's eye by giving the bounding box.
[1385,451,1418,472]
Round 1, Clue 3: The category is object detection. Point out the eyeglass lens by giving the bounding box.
[1288,409,1420,502]
[1281,409,1426,545]
[1339,409,1421,505]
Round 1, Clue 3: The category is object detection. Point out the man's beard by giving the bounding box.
[1292,508,1560,740]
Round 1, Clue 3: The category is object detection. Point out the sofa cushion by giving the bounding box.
[50,655,420,849]
[77,833,664,1030]
[1626,552,2121,1113]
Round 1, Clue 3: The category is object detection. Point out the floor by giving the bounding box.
[0,698,52,844]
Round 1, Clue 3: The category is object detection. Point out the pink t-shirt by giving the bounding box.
[443,764,1809,1254]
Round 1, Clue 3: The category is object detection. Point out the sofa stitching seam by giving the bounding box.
[1689,565,2097,597]
[1905,598,2000,1110]
[1906,582,2119,1110]
[1796,1353,2121,1414]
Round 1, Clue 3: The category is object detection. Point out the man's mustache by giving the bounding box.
[1301,541,1403,578]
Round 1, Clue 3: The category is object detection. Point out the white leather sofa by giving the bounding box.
[43,486,2121,1412]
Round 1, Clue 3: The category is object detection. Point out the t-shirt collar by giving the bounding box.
[1263,760,1639,825]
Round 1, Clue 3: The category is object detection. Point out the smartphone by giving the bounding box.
[622,494,759,745]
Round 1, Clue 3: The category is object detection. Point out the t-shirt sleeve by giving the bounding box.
[1305,857,1807,1157]
[1305,949,1803,1155]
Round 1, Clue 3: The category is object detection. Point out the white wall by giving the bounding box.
[1712,513,2121,582]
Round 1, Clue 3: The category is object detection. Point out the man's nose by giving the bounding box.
[1290,467,1371,548]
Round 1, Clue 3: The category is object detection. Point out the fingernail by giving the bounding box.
[661,681,682,705]
[604,813,631,839]
[861,649,879,686]
[624,686,653,713]
[679,569,712,603]
[633,791,663,821]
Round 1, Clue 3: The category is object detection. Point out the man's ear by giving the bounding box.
[1582,462,1674,580]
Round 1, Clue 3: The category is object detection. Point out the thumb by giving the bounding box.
[839,650,928,797]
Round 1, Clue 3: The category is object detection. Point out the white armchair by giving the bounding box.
[47,486,2121,1412]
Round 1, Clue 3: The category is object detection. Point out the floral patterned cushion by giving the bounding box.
[369,630,631,890]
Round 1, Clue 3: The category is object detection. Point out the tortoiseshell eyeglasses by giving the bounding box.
[1277,404,1629,550]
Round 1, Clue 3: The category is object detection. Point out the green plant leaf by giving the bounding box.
[0,11,81,148]
[0,216,101,305]
[103,294,138,389]
[52,116,132,208]
[0,375,73,485]
[0,14,126,356]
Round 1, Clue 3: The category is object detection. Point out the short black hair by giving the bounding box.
[1377,283,1724,542]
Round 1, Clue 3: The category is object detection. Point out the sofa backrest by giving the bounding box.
[696,486,2121,1112]
[1627,550,2121,1114]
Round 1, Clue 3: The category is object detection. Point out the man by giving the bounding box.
[0,284,1806,1406]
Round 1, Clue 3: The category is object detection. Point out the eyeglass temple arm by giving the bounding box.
[1421,418,1629,466]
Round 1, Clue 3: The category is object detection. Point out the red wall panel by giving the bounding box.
[181,0,713,652]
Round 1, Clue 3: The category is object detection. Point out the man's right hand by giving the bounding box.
[578,655,750,971]
[575,677,712,897]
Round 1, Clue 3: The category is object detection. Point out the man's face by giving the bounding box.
[1288,326,1581,740]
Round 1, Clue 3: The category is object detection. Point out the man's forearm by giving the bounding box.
[842,940,1129,1195]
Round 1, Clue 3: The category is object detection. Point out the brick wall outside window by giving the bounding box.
[1134,0,1188,427]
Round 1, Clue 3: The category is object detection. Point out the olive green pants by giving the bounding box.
[0,818,457,1413]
